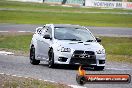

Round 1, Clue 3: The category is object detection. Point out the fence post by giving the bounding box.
[62,0,67,4]
[83,0,85,6]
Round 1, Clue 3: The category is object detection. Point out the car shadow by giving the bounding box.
[39,63,99,71]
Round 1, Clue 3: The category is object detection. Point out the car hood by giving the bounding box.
[54,40,104,51]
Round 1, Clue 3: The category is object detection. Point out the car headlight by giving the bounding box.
[96,49,105,54]
[61,47,71,52]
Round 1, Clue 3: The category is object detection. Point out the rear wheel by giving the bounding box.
[94,66,104,71]
[30,46,40,65]
[48,49,55,68]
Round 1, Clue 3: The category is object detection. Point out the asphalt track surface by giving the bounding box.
[0,24,132,88]
[0,24,132,37]
[0,55,132,88]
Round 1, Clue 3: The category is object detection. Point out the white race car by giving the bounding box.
[30,24,106,70]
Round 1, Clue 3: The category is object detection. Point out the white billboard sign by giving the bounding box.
[85,0,132,9]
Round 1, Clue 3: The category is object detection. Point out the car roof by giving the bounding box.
[46,24,84,29]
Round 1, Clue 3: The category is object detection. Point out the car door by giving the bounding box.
[38,26,52,59]
[35,28,43,58]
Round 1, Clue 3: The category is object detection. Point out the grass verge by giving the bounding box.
[0,74,71,88]
[107,54,132,63]
[0,33,32,55]
[0,33,132,63]
[0,10,131,27]
[0,0,132,27]
[101,37,132,55]
[0,0,132,13]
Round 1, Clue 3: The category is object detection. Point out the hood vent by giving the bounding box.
[68,42,83,44]
[84,44,90,45]
[78,42,83,43]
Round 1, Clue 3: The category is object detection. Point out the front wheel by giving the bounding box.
[94,66,104,71]
[30,46,40,65]
[48,49,55,68]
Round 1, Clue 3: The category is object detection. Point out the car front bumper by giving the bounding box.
[54,50,106,66]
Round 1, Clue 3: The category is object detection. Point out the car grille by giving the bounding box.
[70,50,96,65]
[73,50,84,54]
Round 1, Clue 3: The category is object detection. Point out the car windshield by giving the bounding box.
[54,27,96,42]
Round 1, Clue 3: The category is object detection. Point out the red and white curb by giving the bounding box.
[17,31,33,33]
[0,73,86,88]
[0,31,9,32]
[69,85,86,88]
[0,31,33,33]
[106,68,131,71]
[0,51,14,55]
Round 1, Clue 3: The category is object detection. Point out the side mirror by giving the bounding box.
[35,27,43,34]
[96,37,101,42]
[43,34,51,39]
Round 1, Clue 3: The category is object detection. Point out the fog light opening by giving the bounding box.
[99,60,105,64]
[58,57,68,62]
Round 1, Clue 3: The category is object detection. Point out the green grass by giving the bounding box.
[0,10,132,27]
[100,37,132,63]
[101,37,132,55]
[0,0,132,27]
[0,34,32,53]
[107,54,132,63]
[0,74,70,88]
[0,34,132,63]
[0,0,132,13]
[0,34,132,56]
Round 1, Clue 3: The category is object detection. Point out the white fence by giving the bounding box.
[85,0,132,9]
[9,0,43,3]
[10,0,84,5]
[9,0,132,9]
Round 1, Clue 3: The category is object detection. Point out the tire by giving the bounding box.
[94,66,104,71]
[30,46,40,65]
[48,49,54,68]
[76,74,86,85]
